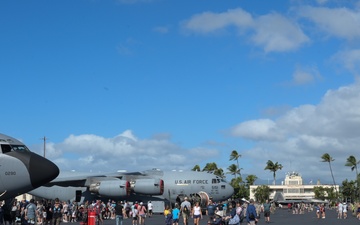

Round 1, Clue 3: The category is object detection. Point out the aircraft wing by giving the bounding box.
[42,171,109,187]
[42,174,100,187]
[40,170,164,197]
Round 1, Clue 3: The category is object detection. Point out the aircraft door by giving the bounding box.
[75,190,82,202]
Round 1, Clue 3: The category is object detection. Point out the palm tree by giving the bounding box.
[264,160,283,185]
[202,162,224,178]
[192,165,201,172]
[345,155,359,179]
[345,155,360,200]
[229,150,242,177]
[202,162,218,173]
[214,168,225,178]
[230,176,243,188]
[245,174,258,186]
[321,153,338,197]
[227,164,241,179]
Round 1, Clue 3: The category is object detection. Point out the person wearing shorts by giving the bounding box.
[172,204,180,225]
[192,202,202,225]
[180,197,191,225]
[263,200,271,223]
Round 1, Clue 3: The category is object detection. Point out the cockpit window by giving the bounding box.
[1,144,12,153]
[212,179,222,184]
[0,144,30,153]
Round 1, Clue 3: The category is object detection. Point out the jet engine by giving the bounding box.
[89,180,130,197]
[131,178,164,195]
[176,191,210,208]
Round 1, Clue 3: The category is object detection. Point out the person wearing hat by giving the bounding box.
[115,201,124,225]
[342,202,347,219]
[180,197,191,225]
[211,211,223,225]
[137,202,147,225]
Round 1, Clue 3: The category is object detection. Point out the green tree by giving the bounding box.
[253,185,271,203]
[264,160,283,185]
[229,150,242,177]
[313,186,336,201]
[227,164,241,179]
[345,155,359,175]
[230,176,248,199]
[313,186,327,200]
[238,184,249,200]
[245,174,258,186]
[194,162,224,178]
[345,155,360,200]
[321,153,338,197]
[214,168,225,178]
[202,162,218,173]
[341,179,356,202]
[230,176,243,187]
[192,165,201,171]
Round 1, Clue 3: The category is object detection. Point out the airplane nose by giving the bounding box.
[28,152,59,188]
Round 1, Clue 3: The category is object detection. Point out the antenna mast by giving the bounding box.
[42,136,47,158]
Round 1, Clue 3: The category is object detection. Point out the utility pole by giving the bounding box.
[41,136,47,158]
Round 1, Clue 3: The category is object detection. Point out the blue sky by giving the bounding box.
[1,0,360,185]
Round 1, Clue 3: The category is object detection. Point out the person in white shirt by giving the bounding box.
[337,202,343,219]
[192,202,202,225]
[147,201,153,217]
[342,202,348,219]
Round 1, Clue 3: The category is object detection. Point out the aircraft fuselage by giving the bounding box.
[0,133,59,200]
[29,169,234,205]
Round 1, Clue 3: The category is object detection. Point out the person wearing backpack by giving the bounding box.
[52,199,63,225]
[180,197,191,225]
[246,199,257,225]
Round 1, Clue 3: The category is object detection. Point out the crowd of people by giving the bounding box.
[3,197,360,225]
[161,197,265,225]
[0,198,156,225]
[284,201,360,220]
[166,198,360,225]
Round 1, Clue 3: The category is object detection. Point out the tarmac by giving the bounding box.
[96,208,359,225]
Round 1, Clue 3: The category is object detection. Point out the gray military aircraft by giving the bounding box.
[0,133,59,200]
[29,168,234,207]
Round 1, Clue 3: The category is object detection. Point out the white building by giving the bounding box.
[249,172,339,201]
